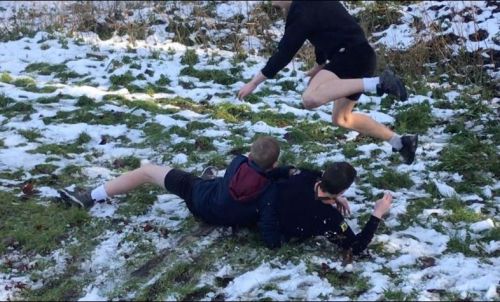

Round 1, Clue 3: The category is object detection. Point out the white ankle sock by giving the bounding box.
[91,185,108,201]
[389,135,403,150]
[362,77,380,93]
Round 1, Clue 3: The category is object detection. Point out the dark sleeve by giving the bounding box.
[326,214,381,255]
[257,187,282,249]
[314,47,327,65]
[261,8,310,79]
[266,165,295,180]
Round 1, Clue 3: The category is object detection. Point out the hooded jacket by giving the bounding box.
[191,155,288,226]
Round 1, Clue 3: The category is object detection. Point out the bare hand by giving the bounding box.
[237,82,257,100]
[373,191,393,219]
[335,195,351,217]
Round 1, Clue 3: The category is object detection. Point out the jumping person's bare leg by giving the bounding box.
[331,97,394,141]
[305,70,394,141]
[303,70,365,109]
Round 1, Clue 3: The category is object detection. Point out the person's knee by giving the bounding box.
[332,114,351,128]
[140,164,162,183]
[302,91,320,109]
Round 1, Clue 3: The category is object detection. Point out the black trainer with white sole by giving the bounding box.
[376,69,408,101]
[58,188,96,209]
[393,135,418,165]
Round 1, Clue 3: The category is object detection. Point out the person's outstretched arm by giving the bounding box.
[327,192,392,255]
[238,7,309,100]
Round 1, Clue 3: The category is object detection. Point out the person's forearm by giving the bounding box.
[251,71,267,86]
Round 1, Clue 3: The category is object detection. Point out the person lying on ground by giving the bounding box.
[59,136,290,228]
[257,162,392,260]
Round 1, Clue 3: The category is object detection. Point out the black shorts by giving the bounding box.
[323,41,377,101]
[164,169,201,215]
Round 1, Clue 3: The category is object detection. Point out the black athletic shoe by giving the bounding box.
[58,188,96,209]
[393,135,418,164]
[200,166,217,180]
[376,69,408,101]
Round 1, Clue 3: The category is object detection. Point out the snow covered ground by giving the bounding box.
[0,1,498,301]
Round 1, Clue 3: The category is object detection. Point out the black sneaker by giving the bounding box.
[58,188,96,209]
[376,69,408,101]
[200,166,217,180]
[393,135,418,164]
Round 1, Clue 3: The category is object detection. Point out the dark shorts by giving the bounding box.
[164,169,200,215]
[323,41,377,100]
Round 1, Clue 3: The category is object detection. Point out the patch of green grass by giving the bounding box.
[212,103,252,123]
[180,48,199,66]
[168,125,190,137]
[43,109,147,128]
[442,198,483,224]
[255,87,280,97]
[143,122,170,145]
[0,94,14,107]
[394,101,433,134]
[156,74,171,86]
[76,132,92,144]
[179,66,237,85]
[36,95,62,104]
[171,140,196,155]
[29,142,85,158]
[394,198,434,230]
[13,77,36,88]
[206,153,228,169]
[366,168,414,191]
[115,184,160,217]
[250,110,296,127]
[285,121,336,144]
[436,130,498,190]
[1,72,13,83]
[18,129,42,142]
[157,96,208,114]
[343,141,362,158]
[110,71,135,88]
[31,163,58,175]
[382,289,417,301]
[318,266,371,299]
[3,102,35,118]
[0,191,90,255]
[484,119,500,146]
[186,121,214,132]
[278,80,297,92]
[25,62,66,75]
[194,137,216,151]
[75,95,95,107]
[446,235,479,257]
[22,272,85,301]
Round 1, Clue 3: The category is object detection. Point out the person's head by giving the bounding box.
[315,162,357,200]
[249,136,280,171]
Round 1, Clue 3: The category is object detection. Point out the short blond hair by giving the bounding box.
[250,136,280,170]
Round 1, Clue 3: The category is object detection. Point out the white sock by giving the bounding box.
[362,77,379,93]
[389,135,403,150]
[91,185,108,201]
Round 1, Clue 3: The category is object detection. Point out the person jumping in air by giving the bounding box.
[238,1,418,164]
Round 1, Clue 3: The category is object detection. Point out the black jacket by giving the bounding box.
[261,1,367,78]
[257,168,380,255]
